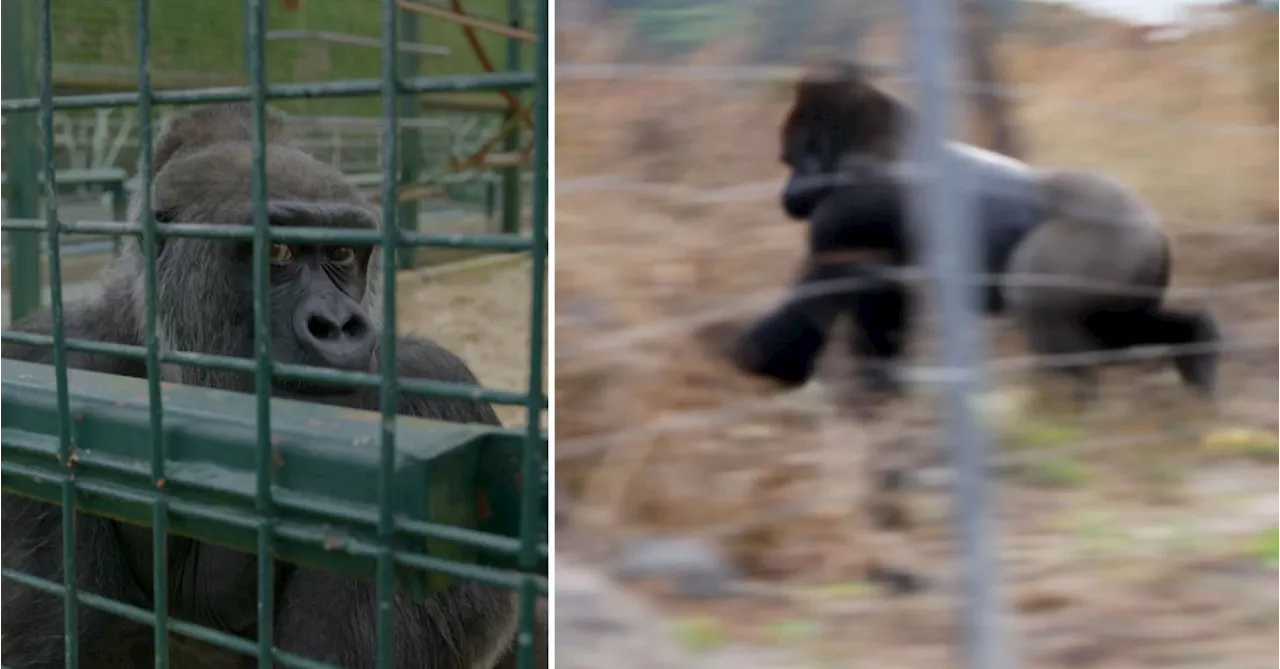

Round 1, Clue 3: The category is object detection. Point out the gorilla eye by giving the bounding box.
[269,243,293,264]
[327,247,357,265]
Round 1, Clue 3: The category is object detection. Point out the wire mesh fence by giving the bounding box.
[553,1,1278,668]
[1,0,548,667]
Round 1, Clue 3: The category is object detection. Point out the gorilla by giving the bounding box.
[2,104,525,668]
[726,60,1220,403]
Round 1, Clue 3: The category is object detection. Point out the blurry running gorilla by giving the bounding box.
[2,104,523,669]
[724,61,1220,403]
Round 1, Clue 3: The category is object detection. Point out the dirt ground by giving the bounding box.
[395,256,546,428]
[554,12,1278,669]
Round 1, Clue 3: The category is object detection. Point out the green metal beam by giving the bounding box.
[397,8,425,270]
[1,360,549,592]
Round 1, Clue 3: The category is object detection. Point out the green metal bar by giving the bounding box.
[132,0,170,666]
[396,8,423,270]
[1,331,548,409]
[3,0,42,323]
[1,219,534,251]
[379,1,403,665]
[517,0,549,666]
[485,180,497,222]
[0,73,536,112]
[36,0,79,665]
[0,167,130,188]
[109,181,127,256]
[501,0,526,236]
[244,0,276,666]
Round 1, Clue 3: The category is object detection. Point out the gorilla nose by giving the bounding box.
[296,297,375,369]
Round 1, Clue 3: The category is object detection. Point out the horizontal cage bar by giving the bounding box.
[0,72,536,113]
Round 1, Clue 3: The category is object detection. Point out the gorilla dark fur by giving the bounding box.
[730,61,1220,401]
[2,104,521,668]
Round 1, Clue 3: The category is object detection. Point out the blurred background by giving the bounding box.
[553,1,1278,667]
[1,0,546,426]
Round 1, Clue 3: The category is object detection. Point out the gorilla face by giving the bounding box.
[147,141,385,397]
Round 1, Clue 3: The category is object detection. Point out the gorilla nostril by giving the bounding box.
[341,316,368,339]
[307,315,341,341]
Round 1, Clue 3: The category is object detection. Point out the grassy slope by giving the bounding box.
[48,0,535,116]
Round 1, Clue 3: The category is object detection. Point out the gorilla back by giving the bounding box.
[2,104,519,668]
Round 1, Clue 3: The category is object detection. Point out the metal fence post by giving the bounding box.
[3,0,43,323]
[501,0,526,235]
[110,179,128,257]
[904,1,1015,668]
[397,7,423,270]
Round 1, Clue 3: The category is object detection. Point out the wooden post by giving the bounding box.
[961,0,1025,159]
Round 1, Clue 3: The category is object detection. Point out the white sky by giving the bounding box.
[1038,0,1234,24]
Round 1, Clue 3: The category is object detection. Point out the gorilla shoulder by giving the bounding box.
[388,336,503,426]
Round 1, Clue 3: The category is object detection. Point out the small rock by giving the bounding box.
[612,536,741,599]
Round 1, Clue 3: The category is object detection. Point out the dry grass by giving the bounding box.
[554,12,1278,669]
[396,258,546,428]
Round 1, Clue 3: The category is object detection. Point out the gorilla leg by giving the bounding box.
[846,272,911,395]
[2,497,154,669]
[1017,307,1105,407]
[1084,308,1220,396]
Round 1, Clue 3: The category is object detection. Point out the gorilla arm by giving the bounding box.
[728,182,913,393]
[271,334,519,669]
[0,273,145,376]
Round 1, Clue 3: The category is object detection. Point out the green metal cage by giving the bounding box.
[0,0,549,667]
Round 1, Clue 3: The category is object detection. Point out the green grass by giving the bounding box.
[672,615,728,652]
[43,0,534,117]
[1251,526,1279,570]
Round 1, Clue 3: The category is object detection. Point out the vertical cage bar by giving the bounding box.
[516,0,549,665]
[246,0,277,666]
[4,0,43,323]
[396,10,423,270]
[36,0,78,665]
[903,1,1012,669]
[134,0,170,665]
[110,180,127,257]
[500,0,525,235]
[377,2,403,667]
